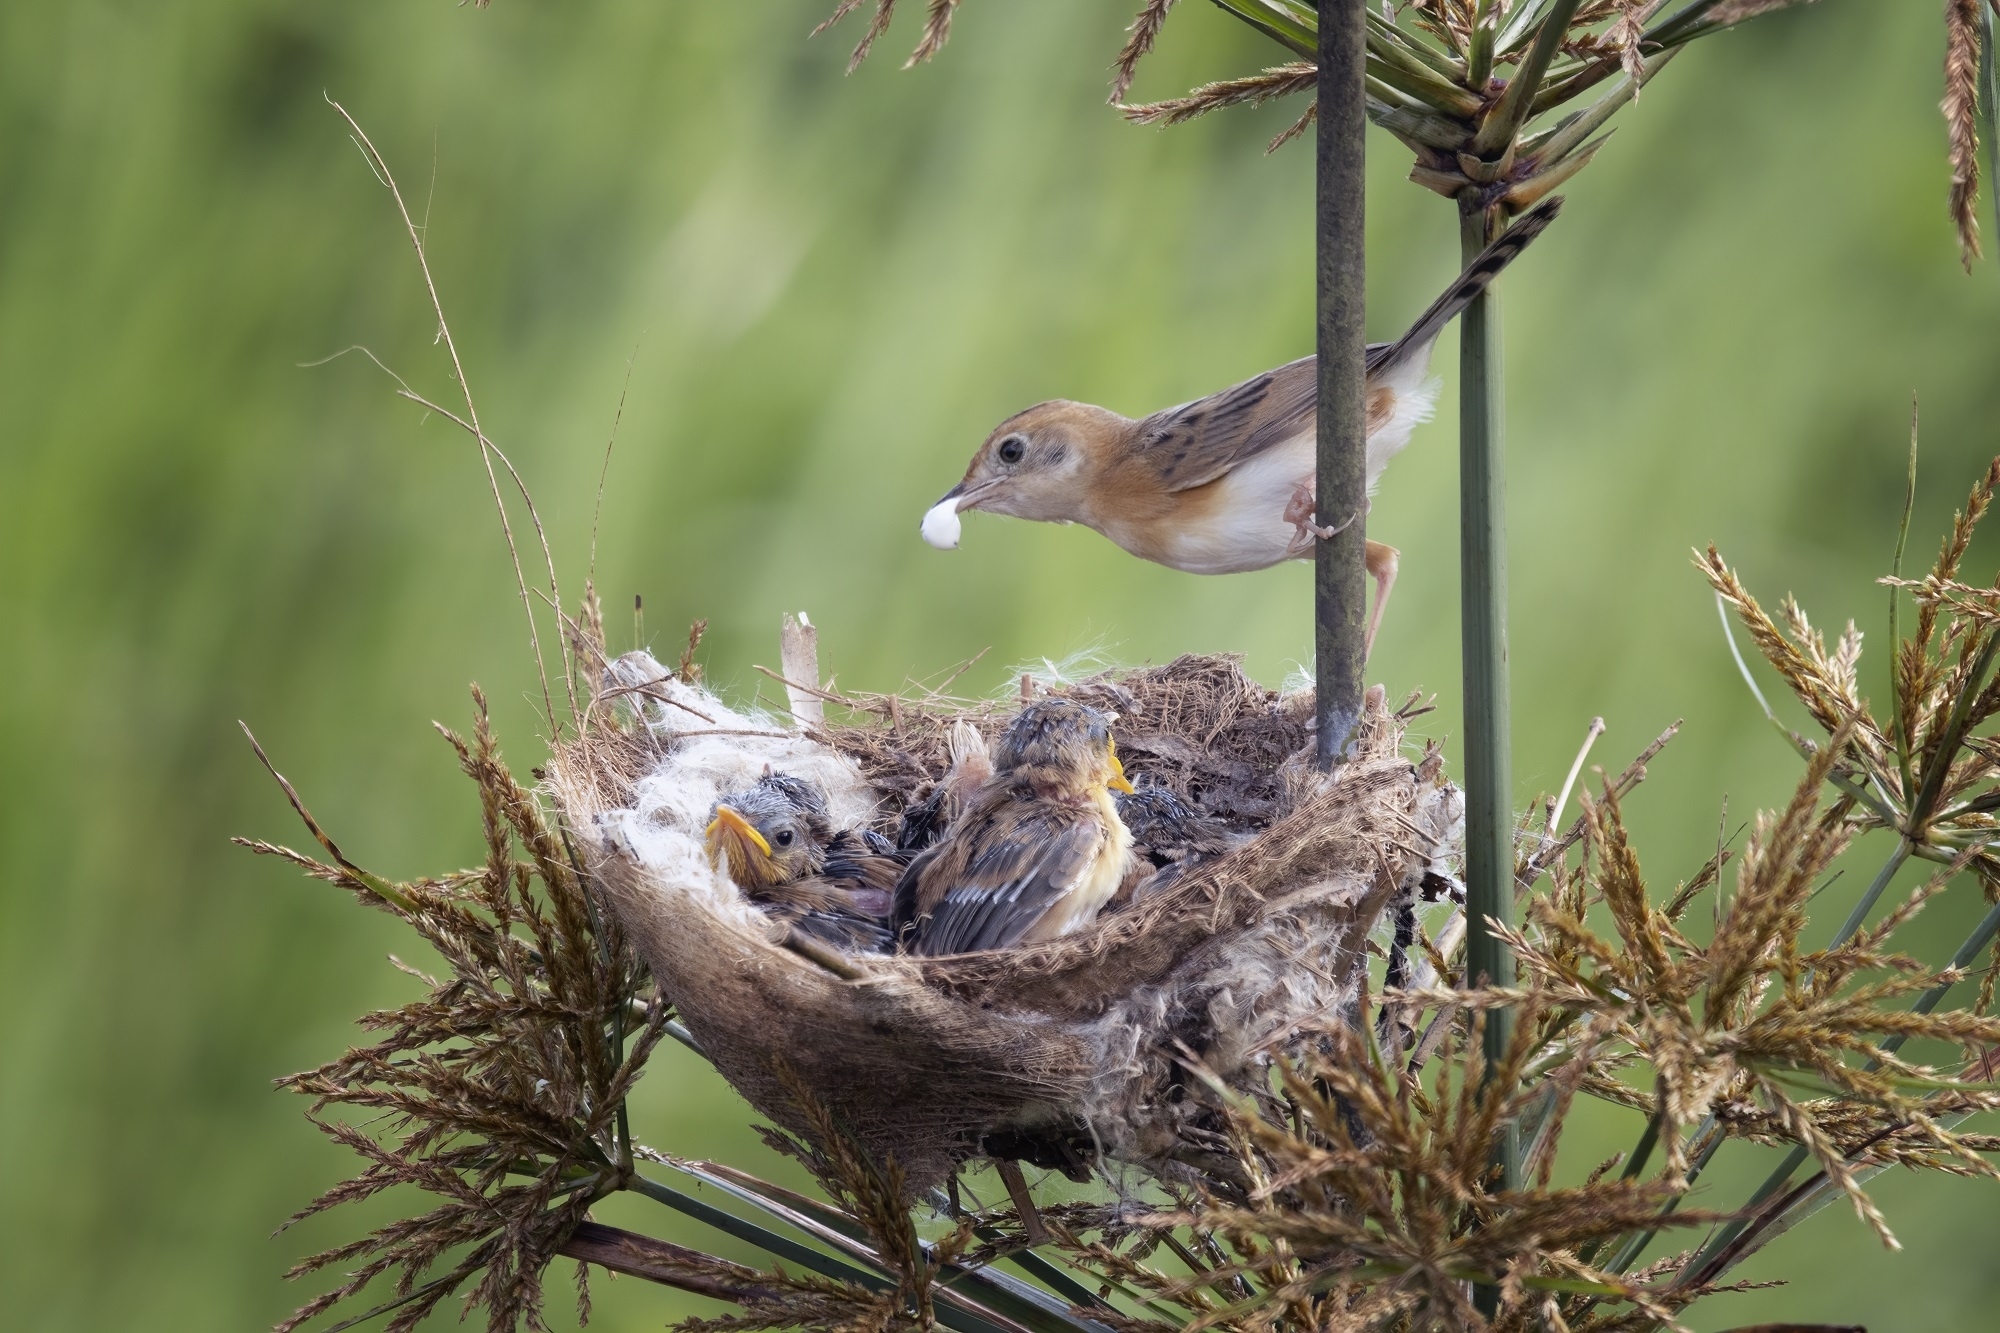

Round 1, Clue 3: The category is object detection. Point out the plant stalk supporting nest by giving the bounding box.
[1457,192,1518,1314]
[1314,0,1369,769]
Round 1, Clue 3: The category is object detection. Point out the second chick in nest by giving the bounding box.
[705,773,901,953]
[896,720,994,852]
[1115,782,1248,897]
[896,699,1136,955]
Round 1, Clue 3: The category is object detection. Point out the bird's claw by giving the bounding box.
[1284,483,1354,544]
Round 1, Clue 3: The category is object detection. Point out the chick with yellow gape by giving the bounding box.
[704,773,903,954]
[894,698,1138,956]
[920,196,1563,656]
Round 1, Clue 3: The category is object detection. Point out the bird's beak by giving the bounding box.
[920,480,1000,551]
[704,805,772,883]
[1107,753,1135,795]
[921,487,964,550]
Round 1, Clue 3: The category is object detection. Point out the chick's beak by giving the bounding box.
[1107,752,1135,795]
[704,805,773,884]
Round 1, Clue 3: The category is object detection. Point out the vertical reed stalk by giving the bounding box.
[1986,3,2000,215]
[1315,0,1369,767]
[1458,196,1517,1315]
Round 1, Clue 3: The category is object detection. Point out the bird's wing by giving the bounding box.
[1131,197,1563,495]
[779,905,894,953]
[910,806,1104,956]
[824,831,905,904]
[891,840,948,939]
[1128,354,1322,495]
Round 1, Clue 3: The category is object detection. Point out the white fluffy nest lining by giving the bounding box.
[549,647,1463,1192]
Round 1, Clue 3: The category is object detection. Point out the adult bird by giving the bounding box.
[896,699,1136,956]
[704,773,901,953]
[919,197,1562,655]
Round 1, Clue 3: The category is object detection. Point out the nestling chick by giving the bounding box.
[920,197,1562,655]
[1115,782,1247,897]
[896,720,995,852]
[705,773,900,953]
[896,699,1136,956]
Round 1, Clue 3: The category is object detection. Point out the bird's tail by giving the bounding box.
[1365,195,1564,375]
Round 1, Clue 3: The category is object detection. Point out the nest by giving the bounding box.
[550,650,1462,1192]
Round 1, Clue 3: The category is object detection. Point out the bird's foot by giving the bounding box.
[1284,482,1353,549]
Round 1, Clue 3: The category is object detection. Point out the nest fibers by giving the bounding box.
[550,650,1462,1192]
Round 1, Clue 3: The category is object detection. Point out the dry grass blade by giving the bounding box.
[327,100,571,734]
[1947,0,1986,269]
[257,686,671,1333]
[1122,63,1317,129]
[906,0,961,67]
[1604,0,1651,83]
[1112,0,1180,104]
[1706,0,1824,23]
[817,0,958,75]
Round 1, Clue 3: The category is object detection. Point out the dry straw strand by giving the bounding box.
[1112,0,1180,104]
[1947,0,1986,268]
[1122,64,1318,129]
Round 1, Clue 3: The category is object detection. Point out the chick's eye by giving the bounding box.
[996,435,1027,466]
[775,830,794,847]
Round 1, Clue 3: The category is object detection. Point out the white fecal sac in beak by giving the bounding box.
[920,497,963,550]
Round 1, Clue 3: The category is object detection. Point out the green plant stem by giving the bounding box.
[1471,0,1583,155]
[1824,840,1914,954]
[1647,0,1734,46]
[1205,0,1315,57]
[1365,8,1463,80]
[1467,0,1497,87]
[689,1159,1115,1325]
[1458,196,1517,1320]
[1368,94,1472,151]
[1316,0,1369,766]
[1495,0,1563,55]
[1530,46,1680,168]
[1369,52,1486,117]
[1983,2,2000,247]
[1621,1112,1661,1181]
[1527,57,1620,118]
[628,1174,1046,1333]
[626,1173,891,1291]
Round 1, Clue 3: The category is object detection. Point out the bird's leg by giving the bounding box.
[1363,539,1399,658]
[1284,479,1353,554]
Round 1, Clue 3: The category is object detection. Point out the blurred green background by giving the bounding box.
[4,1,1999,1329]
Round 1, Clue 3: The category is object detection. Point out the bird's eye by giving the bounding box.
[996,435,1027,466]
[775,830,794,847]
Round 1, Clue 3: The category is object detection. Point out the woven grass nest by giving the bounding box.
[550,643,1463,1193]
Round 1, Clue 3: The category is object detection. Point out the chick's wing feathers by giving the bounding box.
[908,806,1105,956]
[781,906,894,953]
[824,831,903,898]
[1129,196,1562,495]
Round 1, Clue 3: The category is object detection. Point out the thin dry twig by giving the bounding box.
[327,99,570,735]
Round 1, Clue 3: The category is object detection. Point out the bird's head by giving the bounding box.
[991,698,1135,799]
[704,773,832,890]
[920,400,1128,549]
